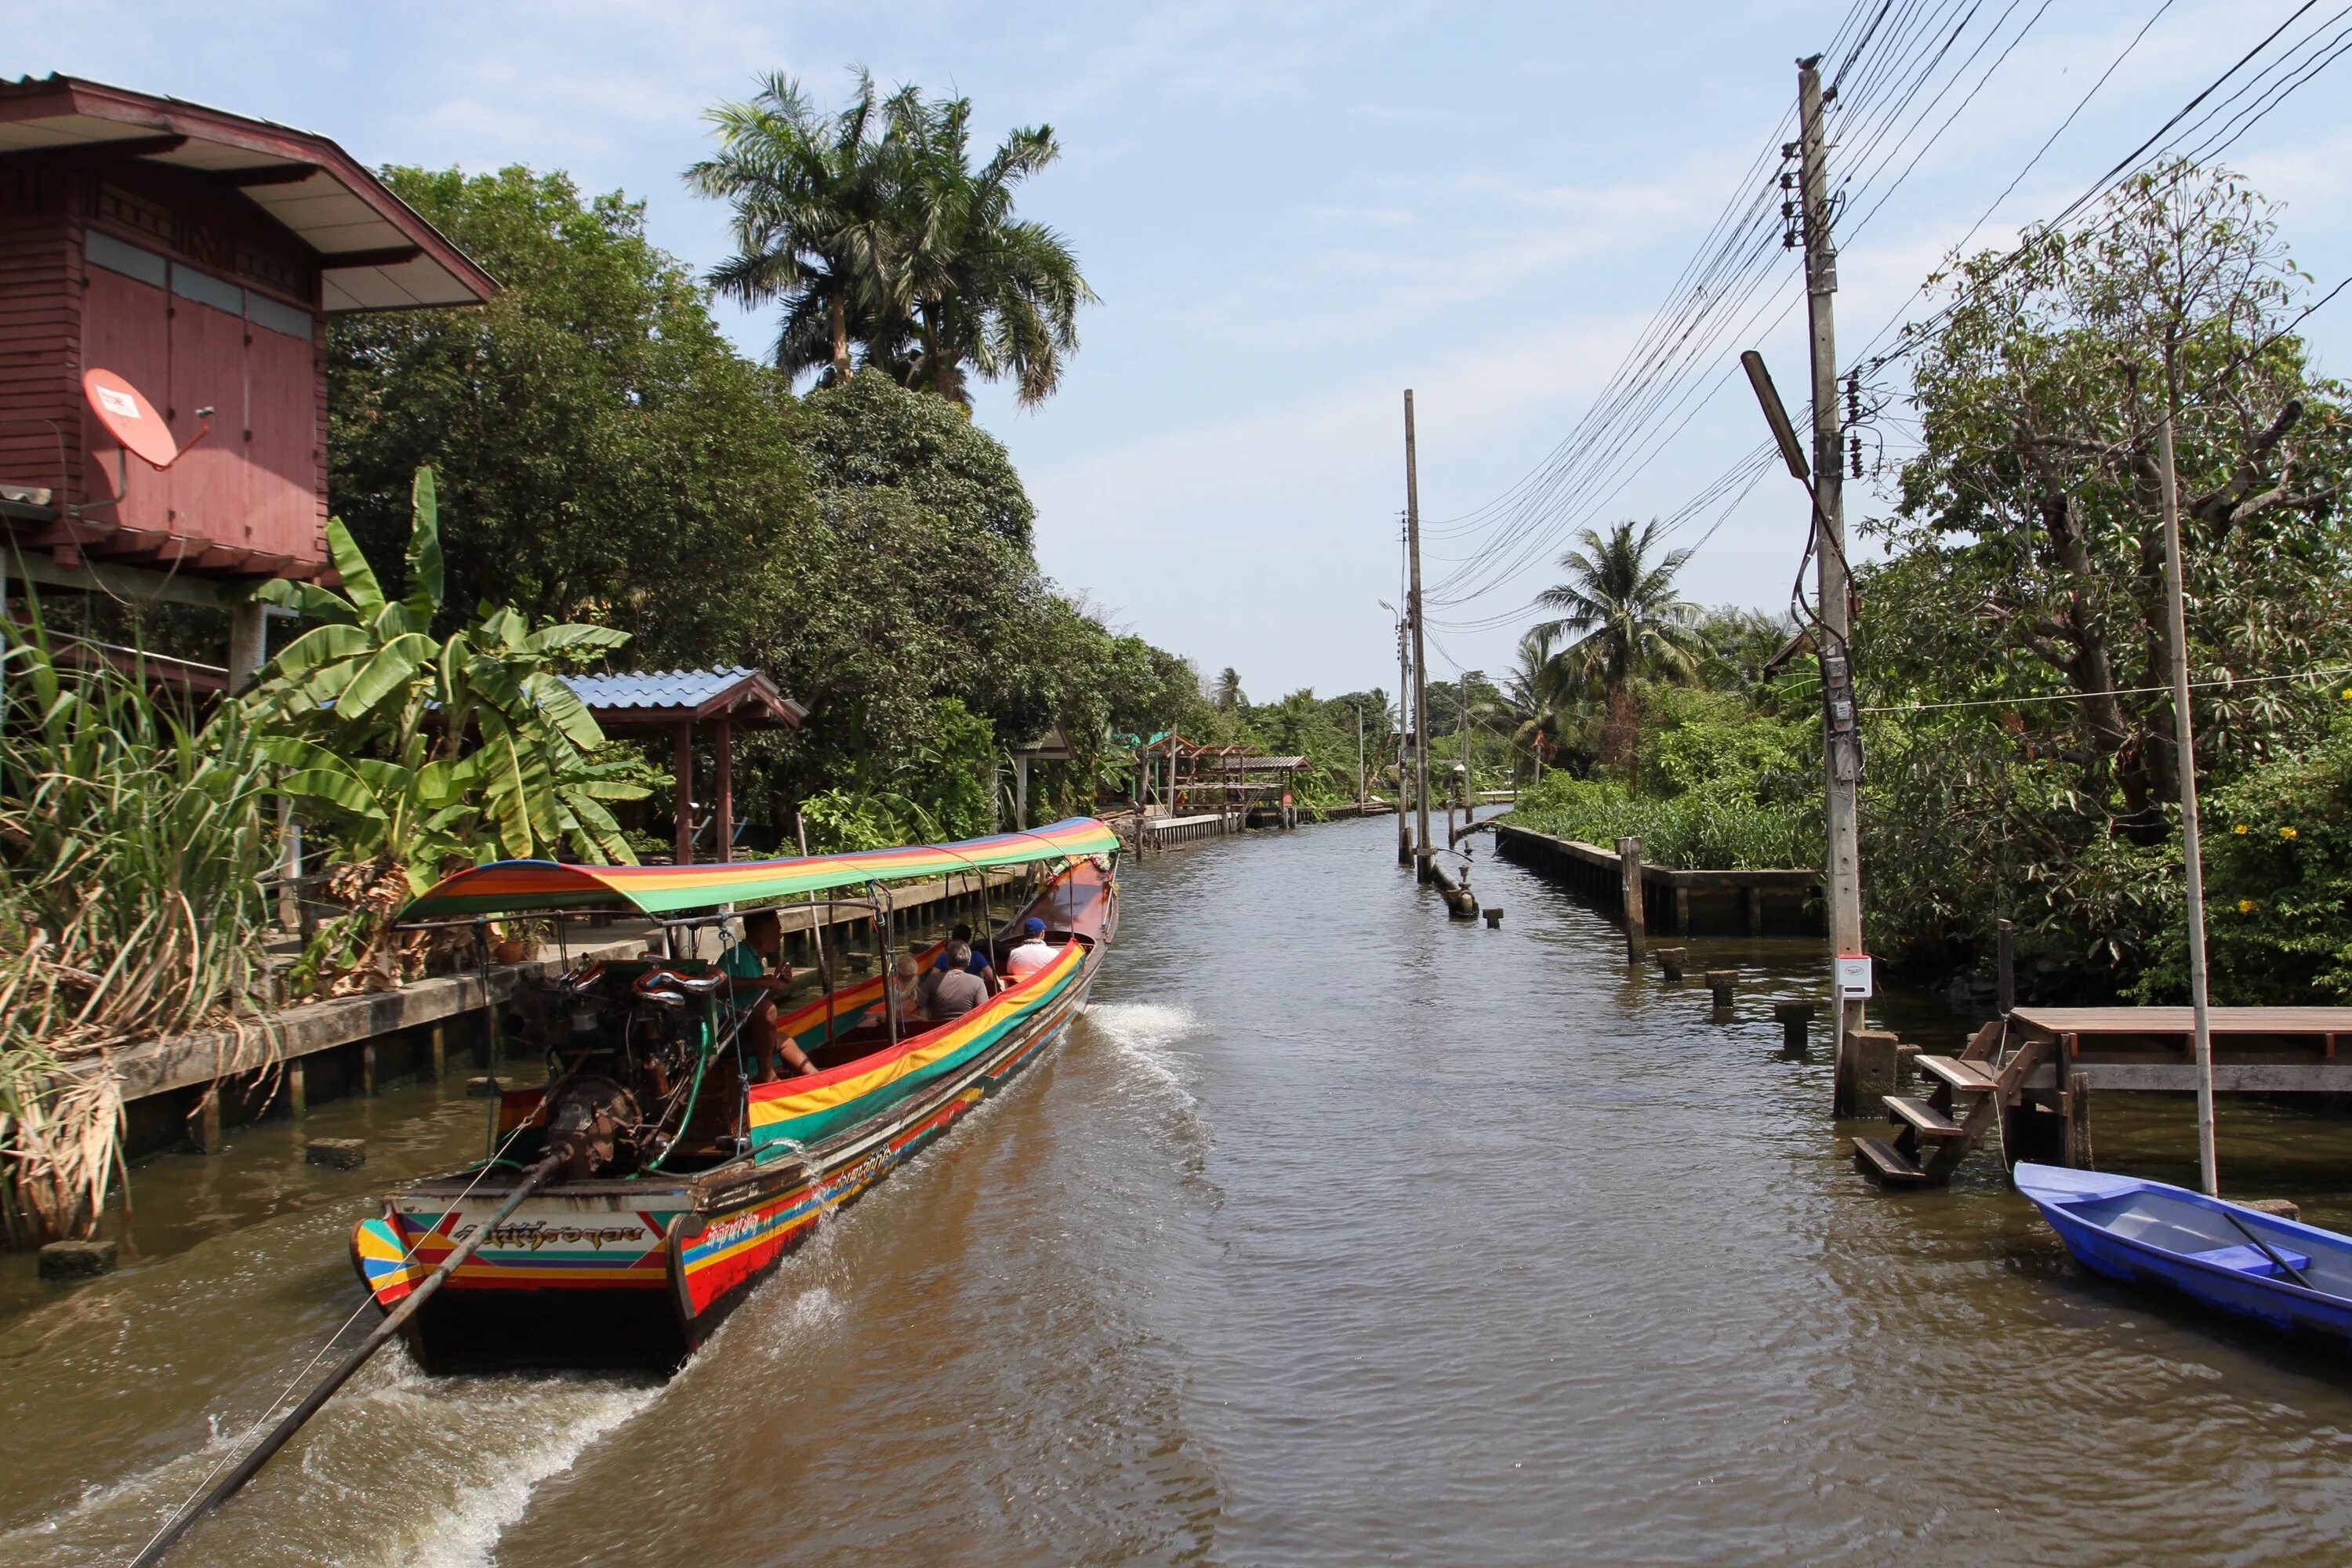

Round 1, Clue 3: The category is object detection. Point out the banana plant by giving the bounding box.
[243,467,648,893]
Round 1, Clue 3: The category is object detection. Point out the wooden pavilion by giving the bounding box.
[561,667,804,864]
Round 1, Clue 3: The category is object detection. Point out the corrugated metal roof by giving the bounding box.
[1210,755,1309,771]
[561,666,764,711]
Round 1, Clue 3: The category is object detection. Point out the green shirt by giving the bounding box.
[720,942,768,1009]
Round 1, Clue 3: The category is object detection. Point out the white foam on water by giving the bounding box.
[1082,1001,1204,1102]
[375,1361,660,1568]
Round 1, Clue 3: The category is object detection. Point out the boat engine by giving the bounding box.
[546,1074,644,1181]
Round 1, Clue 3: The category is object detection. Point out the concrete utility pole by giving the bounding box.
[1396,608,1414,866]
[1404,390,1433,882]
[2157,372,2220,1196]
[1356,703,1367,809]
[1799,54,1867,1109]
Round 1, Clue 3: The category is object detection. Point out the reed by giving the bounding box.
[0,631,278,1243]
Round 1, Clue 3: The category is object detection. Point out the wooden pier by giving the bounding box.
[1492,823,1823,936]
[1142,808,1245,846]
[1856,1006,2352,1187]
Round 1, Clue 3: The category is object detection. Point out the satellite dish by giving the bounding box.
[82,368,180,469]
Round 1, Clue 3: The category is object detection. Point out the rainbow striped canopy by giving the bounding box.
[397,815,1120,921]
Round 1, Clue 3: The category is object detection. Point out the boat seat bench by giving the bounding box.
[2191,1243,2314,1279]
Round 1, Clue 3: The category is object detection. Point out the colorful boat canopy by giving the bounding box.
[397,815,1121,921]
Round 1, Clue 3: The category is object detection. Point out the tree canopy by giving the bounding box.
[328,165,811,666]
[689,71,1095,406]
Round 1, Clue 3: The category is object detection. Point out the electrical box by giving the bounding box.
[1835,953,1873,1000]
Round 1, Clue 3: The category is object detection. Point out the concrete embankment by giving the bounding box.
[1490,820,1824,937]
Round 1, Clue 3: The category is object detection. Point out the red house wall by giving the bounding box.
[0,162,330,578]
[0,169,79,503]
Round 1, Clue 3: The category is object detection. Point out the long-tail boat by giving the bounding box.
[349,816,1120,1370]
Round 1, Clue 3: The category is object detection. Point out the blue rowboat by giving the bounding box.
[2015,1162,2352,1345]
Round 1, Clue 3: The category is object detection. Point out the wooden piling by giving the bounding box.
[1654,947,1686,983]
[360,1040,378,1098]
[427,1023,445,1081]
[1997,917,2016,1016]
[2064,1069,2093,1167]
[286,1057,307,1120]
[1705,970,1737,1010]
[1618,836,1645,960]
[190,1091,223,1155]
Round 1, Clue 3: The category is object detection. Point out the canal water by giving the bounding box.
[9,814,2352,1566]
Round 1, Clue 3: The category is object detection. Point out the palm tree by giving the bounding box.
[1501,629,1578,771]
[1531,519,1704,699]
[1530,519,1703,773]
[1210,667,1244,713]
[874,85,1096,407]
[688,71,895,387]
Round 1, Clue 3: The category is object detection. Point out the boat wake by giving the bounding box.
[0,1350,661,1568]
[374,1360,660,1568]
[1082,1001,1203,1104]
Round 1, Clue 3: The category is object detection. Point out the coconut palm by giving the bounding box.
[1530,519,1704,700]
[688,71,896,387]
[873,85,1095,407]
[1500,629,1580,768]
[1211,666,1244,713]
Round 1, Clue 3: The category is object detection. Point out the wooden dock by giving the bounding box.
[1855,1005,2352,1188]
[1491,822,1822,936]
[1143,808,1244,846]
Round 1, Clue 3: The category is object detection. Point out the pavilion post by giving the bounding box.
[672,722,694,866]
[713,717,734,864]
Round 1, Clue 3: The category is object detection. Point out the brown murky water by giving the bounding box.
[9,814,2352,1566]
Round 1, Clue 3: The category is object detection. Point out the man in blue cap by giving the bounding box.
[1004,916,1057,982]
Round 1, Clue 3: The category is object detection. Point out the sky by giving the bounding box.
[13,1,2352,702]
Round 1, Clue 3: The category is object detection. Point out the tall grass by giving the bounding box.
[0,630,278,1243]
[1505,775,1822,871]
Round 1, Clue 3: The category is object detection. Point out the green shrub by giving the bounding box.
[2132,716,2352,1003]
[1504,774,1821,870]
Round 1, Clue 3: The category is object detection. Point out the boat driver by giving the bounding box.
[727,909,819,1083]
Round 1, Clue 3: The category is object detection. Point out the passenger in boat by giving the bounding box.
[875,953,923,1032]
[727,909,819,1083]
[950,923,1000,993]
[1004,916,1057,981]
[926,942,992,1021]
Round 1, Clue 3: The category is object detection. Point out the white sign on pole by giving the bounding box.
[1835,953,1874,1000]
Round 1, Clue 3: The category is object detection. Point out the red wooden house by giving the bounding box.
[0,74,494,676]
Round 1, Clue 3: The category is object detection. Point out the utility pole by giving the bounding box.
[1458,671,1472,829]
[1396,613,1413,865]
[1356,704,1366,810]
[2158,368,2220,1196]
[1798,54,1866,1110]
[1404,389,1433,882]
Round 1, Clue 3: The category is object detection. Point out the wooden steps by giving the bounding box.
[1852,1135,1929,1187]
[1918,1054,1998,1093]
[1885,1095,1964,1139]
[1854,1025,2049,1191]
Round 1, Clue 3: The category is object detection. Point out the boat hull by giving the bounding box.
[360,869,1112,1372]
[2017,1162,2352,1347]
